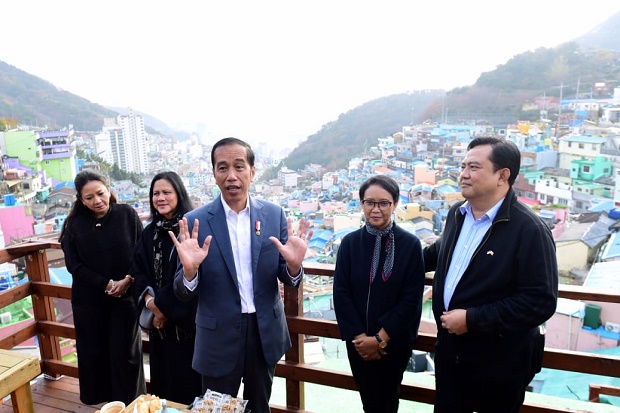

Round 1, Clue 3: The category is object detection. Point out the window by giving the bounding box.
[583,166,590,173]
[578,143,585,149]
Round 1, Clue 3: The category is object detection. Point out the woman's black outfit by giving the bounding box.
[61,203,145,405]
[131,213,201,404]
[334,223,426,413]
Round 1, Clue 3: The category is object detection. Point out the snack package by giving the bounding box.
[189,390,248,413]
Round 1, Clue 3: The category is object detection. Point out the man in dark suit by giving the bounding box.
[424,137,558,412]
[171,137,312,413]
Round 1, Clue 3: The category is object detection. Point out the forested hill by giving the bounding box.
[276,11,620,173]
[277,90,444,172]
[0,61,174,136]
[0,60,118,131]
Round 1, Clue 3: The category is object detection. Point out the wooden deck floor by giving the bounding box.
[0,375,104,412]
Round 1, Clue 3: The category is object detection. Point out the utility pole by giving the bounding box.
[573,77,580,126]
[555,82,564,139]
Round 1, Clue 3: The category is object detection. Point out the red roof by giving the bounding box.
[518,197,540,206]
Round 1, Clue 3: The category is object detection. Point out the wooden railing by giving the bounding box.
[0,241,619,412]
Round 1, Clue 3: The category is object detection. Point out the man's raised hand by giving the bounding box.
[169,217,211,281]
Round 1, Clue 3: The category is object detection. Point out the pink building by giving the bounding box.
[0,205,36,245]
[545,298,620,351]
[413,164,437,185]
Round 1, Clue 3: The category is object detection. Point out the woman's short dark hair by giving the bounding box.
[59,170,117,241]
[468,136,521,186]
[149,171,194,220]
[210,137,255,168]
[359,175,400,203]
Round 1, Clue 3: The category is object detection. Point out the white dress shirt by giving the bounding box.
[183,197,255,313]
[183,197,304,306]
[223,199,255,313]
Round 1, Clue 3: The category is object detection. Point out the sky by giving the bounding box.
[3,1,620,148]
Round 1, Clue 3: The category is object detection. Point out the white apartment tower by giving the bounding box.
[97,109,148,173]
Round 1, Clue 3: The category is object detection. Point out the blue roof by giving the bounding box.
[589,200,615,213]
[49,267,72,285]
[313,230,333,242]
[411,184,432,192]
[54,181,75,190]
[535,344,620,406]
[562,135,606,144]
[308,239,328,250]
[425,200,446,210]
[436,184,460,194]
[584,261,620,289]
[415,228,434,238]
[333,227,358,241]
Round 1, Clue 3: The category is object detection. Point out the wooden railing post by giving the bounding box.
[26,248,62,377]
[283,281,305,410]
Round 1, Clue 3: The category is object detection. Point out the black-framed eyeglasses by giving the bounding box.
[362,200,393,210]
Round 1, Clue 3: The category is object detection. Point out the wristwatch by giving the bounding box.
[375,334,387,349]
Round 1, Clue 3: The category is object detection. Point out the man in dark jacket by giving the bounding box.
[424,137,558,413]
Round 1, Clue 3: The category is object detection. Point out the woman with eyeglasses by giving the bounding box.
[333,175,425,413]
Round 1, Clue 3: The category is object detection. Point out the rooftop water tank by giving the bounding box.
[584,304,602,329]
[3,194,15,206]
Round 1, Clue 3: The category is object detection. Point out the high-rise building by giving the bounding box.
[96,108,148,174]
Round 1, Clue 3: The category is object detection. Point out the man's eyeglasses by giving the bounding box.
[362,200,393,210]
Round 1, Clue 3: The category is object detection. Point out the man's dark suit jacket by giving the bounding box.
[173,195,300,377]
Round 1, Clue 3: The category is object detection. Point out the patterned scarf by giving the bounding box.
[153,212,183,288]
[365,220,395,284]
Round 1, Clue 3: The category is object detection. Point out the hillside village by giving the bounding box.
[0,83,619,408]
[0,90,620,278]
[0,86,619,352]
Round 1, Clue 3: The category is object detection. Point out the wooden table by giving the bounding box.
[0,349,41,413]
[125,394,188,412]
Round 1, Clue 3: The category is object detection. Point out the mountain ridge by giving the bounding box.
[1,10,619,172]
